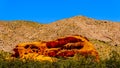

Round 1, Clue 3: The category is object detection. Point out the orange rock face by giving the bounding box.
[12,35,99,62]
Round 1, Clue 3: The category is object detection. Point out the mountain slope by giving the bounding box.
[0,16,120,54]
[42,16,120,46]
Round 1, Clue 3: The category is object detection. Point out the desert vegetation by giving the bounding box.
[0,50,120,68]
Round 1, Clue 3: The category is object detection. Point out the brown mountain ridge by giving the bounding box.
[0,16,120,59]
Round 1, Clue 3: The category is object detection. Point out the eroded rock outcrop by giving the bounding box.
[12,35,99,62]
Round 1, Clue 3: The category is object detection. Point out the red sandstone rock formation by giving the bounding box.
[12,35,99,62]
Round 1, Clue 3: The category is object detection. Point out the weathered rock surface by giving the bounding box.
[12,35,99,62]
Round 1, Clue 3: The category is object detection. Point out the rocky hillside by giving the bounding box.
[48,16,120,45]
[0,16,120,56]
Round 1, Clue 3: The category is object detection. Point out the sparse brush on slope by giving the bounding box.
[0,50,120,68]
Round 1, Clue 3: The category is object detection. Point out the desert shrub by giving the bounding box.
[105,51,120,68]
[0,50,120,68]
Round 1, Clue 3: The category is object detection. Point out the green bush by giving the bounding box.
[0,50,120,68]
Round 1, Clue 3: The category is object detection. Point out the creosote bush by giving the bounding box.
[0,50,120,68]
